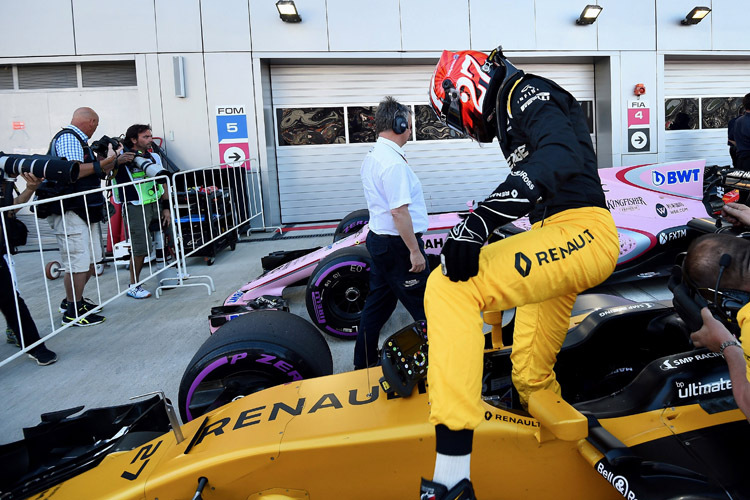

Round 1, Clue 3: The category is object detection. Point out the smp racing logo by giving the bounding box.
[651,168,700,187]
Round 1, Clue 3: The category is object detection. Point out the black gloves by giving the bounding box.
[440,210,491,282]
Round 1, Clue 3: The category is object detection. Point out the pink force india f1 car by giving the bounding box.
[208,159,724,338]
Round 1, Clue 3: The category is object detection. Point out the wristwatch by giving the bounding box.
[92,161,105,179]
[719,340,742,355]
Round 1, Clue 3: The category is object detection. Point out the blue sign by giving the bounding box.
[217,115,248,142]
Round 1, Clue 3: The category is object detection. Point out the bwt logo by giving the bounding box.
[651,169,700,186]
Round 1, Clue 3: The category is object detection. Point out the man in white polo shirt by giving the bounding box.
[354,96,430,370]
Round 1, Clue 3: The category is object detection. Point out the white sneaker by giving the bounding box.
[127,284,152,299]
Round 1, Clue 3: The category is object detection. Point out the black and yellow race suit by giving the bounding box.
[425,72,620,430]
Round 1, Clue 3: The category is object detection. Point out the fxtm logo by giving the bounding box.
[651,168,700,187]
[658,228,686,244]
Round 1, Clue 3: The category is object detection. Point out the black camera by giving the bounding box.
[90,135,122,158]
[0,153,80,184]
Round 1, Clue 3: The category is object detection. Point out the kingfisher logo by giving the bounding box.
[651,168,700,187]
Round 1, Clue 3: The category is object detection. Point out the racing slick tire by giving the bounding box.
[178,310,333,422]
[305,245,372,339]
[332,209,369,242]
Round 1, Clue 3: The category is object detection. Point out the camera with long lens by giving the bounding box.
[90,135,121,158]
[0,153,80,184]
[132,154,170,183]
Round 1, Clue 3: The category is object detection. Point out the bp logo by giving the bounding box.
[514,252,532,277]
[655,203,668,217]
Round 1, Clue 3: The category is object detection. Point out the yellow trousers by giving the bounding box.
[425,207,619,430]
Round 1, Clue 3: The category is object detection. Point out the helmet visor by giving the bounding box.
[440,83,466,137]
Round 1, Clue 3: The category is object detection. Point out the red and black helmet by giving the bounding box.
[429,47,519,143]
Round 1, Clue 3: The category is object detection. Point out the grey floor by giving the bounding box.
[0,229,672,444]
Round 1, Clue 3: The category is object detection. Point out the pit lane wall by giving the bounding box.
[0,163,261,369]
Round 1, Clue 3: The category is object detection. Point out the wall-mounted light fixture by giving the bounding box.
[276,0,301,23]
[173,56,186,98]
[576,5,602,25]
[681,6,711,25]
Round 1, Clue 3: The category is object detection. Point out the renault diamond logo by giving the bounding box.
[515,252,532,277]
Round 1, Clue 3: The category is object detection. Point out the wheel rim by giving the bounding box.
[186,370,280,420]
[326,275,368,321]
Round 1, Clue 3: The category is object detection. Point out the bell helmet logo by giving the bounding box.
[515,252,532,277]
[656,204,668,217]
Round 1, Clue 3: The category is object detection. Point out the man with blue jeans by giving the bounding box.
[354,96,430,370]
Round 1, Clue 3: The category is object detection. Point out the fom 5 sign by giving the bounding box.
[216,105,250,168]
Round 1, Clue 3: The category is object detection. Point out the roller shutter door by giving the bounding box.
[664,60,750,165]
[271,63,595,223]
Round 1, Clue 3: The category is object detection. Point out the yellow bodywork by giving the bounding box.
[34,368,745,500]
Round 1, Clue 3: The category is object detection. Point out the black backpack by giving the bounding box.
[35,129,91,219]
[1,183,28,255]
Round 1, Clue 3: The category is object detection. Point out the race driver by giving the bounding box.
[419,47,620,499]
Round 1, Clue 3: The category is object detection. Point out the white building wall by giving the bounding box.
[73,0,158,54]
[0,0,749,224]
[0,2,76,57]
[326,0,402,52]
[200,0,253,53]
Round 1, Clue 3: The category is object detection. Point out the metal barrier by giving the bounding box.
[1,160,268,368]
[0,176,183,368]
[160,160,264,297]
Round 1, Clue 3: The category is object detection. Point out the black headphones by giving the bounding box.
[392,107,409,135]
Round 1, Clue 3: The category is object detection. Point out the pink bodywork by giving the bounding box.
[213,159,708,333]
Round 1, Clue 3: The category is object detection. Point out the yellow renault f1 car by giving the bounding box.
[1,244,748,499]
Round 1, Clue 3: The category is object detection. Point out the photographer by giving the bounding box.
[684,233,750,422]
[48,107,135,326]
[113,124,171,299]
[1,172,57,365]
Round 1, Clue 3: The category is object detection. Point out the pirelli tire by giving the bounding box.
[178,310,333,422]
[332,209,370,242]
[305,245,372,339]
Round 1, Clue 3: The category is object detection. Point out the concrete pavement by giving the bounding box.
[0,229,409,443]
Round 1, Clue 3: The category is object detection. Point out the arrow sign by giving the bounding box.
[222,146,247,166]
[628,128,650,152]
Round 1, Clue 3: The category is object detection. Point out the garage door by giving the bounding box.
[271,62,595,223]
[664,59,749,165]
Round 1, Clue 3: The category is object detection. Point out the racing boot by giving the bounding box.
[420,478,476,500]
